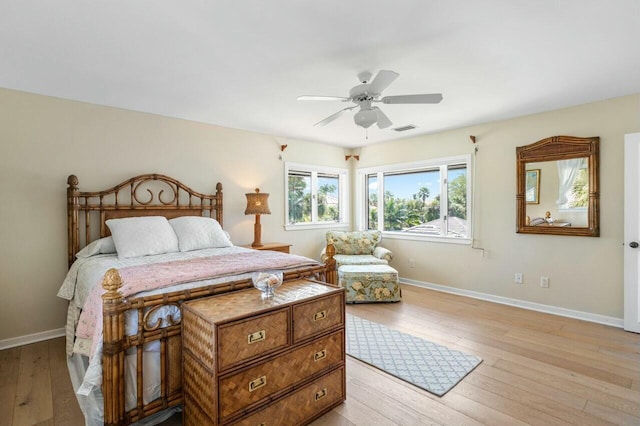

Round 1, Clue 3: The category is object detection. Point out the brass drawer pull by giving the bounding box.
[248,330,265,344]
[249,375,267,392]
[315,388,327,401]
[314,349,327,362]
[314,310,327,321]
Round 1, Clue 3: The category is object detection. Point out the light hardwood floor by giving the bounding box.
[2,284,639,425]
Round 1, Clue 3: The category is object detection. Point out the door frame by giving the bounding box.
[624,132,640,333]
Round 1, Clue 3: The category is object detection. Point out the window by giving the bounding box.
[285,162,349,230]
[557,158,588,211]
[359,156,471,242]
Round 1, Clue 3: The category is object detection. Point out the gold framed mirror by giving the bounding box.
[516,135,599,236]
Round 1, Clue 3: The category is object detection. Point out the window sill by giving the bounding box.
[557,207,587,213]
[284,222,350,231]
[382,231,471,245]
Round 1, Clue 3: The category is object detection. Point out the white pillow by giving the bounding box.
[76,236,117,258]
[106,216,179,258]
[169,216,233,252]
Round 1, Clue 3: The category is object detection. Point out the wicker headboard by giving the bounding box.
[67,174,223,267]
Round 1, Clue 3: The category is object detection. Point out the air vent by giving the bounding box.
[392,125,417,132]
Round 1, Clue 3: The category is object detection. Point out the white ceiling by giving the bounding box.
[1,1,638,148]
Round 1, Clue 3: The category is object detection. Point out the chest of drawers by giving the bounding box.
[182,279,345,425]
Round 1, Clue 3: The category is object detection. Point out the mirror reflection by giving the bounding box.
[516,135,599,237]
[525,160,588,228]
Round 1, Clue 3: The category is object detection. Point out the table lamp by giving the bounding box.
[244,188,271,247]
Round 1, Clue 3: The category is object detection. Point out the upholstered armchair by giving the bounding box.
[320,230,393,269]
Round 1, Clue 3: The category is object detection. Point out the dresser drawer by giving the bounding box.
[218,308,290,371]
[231,366,345,426]
[218,330,344,422]
[293,292,344,343]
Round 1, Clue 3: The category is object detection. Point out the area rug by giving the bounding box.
[345,314,482,396]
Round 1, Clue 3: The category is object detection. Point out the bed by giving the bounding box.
[58,173,338,426]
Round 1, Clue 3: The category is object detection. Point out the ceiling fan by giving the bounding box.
[297,70,443,130]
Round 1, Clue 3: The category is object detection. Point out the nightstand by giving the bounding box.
[241,242,291,254]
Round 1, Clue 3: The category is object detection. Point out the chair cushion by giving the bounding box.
[326,230,382,255]
[333,254,388,269]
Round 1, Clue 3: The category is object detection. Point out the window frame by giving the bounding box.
[284,162,349,231]
[356,155,473,244]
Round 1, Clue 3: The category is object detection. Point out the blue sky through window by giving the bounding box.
[368,168,465,201]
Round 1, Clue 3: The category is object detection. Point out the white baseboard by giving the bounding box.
[401,278,624,328]
[0,328,65,350]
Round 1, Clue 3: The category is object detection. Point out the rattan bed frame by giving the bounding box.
[66,173,337,425]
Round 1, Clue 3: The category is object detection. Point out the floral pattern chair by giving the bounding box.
[320,230,393,269]
[321,230,400,303]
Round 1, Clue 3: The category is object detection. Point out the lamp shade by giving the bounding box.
[244,188,271,215]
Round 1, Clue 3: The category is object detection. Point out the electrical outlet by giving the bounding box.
[514,273,523,284]
[409,259,415,268]
[540,276,550,288]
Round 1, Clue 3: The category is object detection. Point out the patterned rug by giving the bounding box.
[346,314,482,396]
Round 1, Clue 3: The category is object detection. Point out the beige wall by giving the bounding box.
[0,88,346,341]
[1,88,637,342]
[357,94,639,319]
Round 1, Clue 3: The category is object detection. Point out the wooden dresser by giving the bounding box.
[182,279,346,425]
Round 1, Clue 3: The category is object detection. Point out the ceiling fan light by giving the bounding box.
[354,109,377,128]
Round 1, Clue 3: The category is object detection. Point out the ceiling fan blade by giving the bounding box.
[373,107,392,129]
[381,93,443,104]
[369,70,399,94]
[297,95,349,101]
[314,106,357,127]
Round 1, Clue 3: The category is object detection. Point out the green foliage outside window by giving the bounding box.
[318,183,339,221]
[370,174,466,233]
[569,168,589,208]
[447,174,467,219]
[288,175,311,223]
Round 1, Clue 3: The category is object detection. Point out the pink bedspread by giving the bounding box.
[76,250,319,359]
